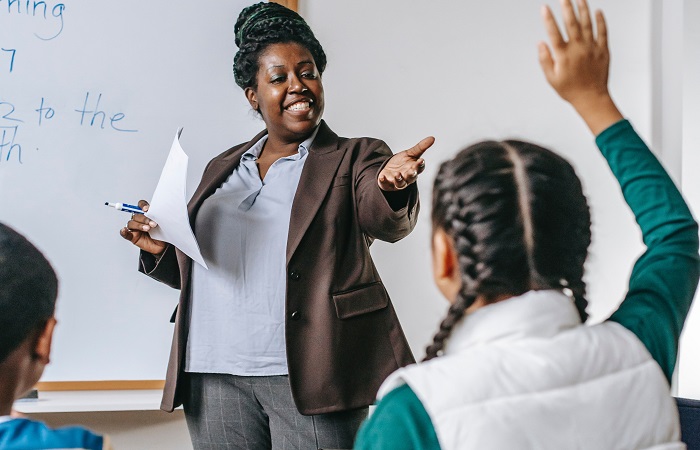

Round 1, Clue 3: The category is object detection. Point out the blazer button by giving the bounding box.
[290,270,301,281]
[290,311,301,320]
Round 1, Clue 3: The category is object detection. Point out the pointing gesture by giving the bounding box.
[378,136,435,191]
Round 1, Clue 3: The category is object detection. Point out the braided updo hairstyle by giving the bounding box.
[233,2,327,90]
[424,140,592,360]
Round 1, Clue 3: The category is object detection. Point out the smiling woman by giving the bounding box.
[243,42,325,178]
[116,1,434,449]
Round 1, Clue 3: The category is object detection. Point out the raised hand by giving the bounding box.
[119,200,167,256]
[539,0,622,135]
[378,136,435,191]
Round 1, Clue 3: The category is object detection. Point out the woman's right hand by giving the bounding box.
[119,200,167,256]
[538,0,623,135]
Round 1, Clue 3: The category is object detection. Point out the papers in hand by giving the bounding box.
[146,128,208,269]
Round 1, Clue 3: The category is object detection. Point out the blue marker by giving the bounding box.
[105,202,144,214]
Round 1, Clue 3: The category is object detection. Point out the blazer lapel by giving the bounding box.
[287,121,345,264]
[187,129,268,226]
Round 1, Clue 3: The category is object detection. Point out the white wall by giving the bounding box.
[301,0,654,357]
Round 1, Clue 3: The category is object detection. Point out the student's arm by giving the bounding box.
[539,1,623,134]
[539,0,699,382]
[600,121,699,382]
[354,384,441,450]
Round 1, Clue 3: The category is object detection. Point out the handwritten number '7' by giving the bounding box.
[1,49,16,72]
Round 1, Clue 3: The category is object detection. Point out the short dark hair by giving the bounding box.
[425,140,592,360]
[233,1,327,90]
[0,223,58,363]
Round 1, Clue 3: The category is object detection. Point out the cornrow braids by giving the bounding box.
[508,139,591,321]
[424,140,591,360]
[233,2,327,90]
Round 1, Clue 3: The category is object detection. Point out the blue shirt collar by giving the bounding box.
[242,125,320,161]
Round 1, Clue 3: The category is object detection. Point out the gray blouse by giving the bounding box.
[185,129,317,376]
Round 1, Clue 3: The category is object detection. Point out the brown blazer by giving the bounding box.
[140,120,417,415]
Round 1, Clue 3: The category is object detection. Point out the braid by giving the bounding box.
[424,140,592,360]
[510,139,592,322]
[233,2,327,89]
[424,294,474,360]
[424,214,481,361]
[424,143,529,360]
[569,279,588,322]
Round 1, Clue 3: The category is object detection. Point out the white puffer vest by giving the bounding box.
[379,290,683,450]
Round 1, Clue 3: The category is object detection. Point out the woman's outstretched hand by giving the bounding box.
[378,136,435,191]
[538,0,623,135]
[119,200,167,256]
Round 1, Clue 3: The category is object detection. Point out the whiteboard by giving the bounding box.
[0,0,264,381]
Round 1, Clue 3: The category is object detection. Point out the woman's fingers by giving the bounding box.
[118,198,164,254]
[120,226,136,241]
[126,200,158,228]
[378,138,432,191]
[129,218,153,232]
[378,173,407,191]
[136,199,158,228]
[378,159,425,191]
[404,136,435,159]
[119,225,166,255]
[127,212,157,232]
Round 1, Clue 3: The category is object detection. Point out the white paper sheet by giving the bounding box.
[146,128,208,269]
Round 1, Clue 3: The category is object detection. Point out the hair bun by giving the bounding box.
[232,1,327,89]
[235,2,309,48]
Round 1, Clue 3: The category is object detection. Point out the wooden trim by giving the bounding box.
[36,380,165,391]
[270,0,298,12]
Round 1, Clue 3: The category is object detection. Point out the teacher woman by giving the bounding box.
[120,2,433,449]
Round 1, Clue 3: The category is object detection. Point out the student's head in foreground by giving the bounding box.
[426,140,592,359]
[0,223,58,404]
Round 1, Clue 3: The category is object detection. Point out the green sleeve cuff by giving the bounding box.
[354,384,441,450]
[594,119,633,149]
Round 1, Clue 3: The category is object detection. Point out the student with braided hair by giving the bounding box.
[119,2,432,448]
[355,1,699,449]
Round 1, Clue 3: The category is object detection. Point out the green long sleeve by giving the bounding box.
[601,120,700,382]
[354,384,440,450]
